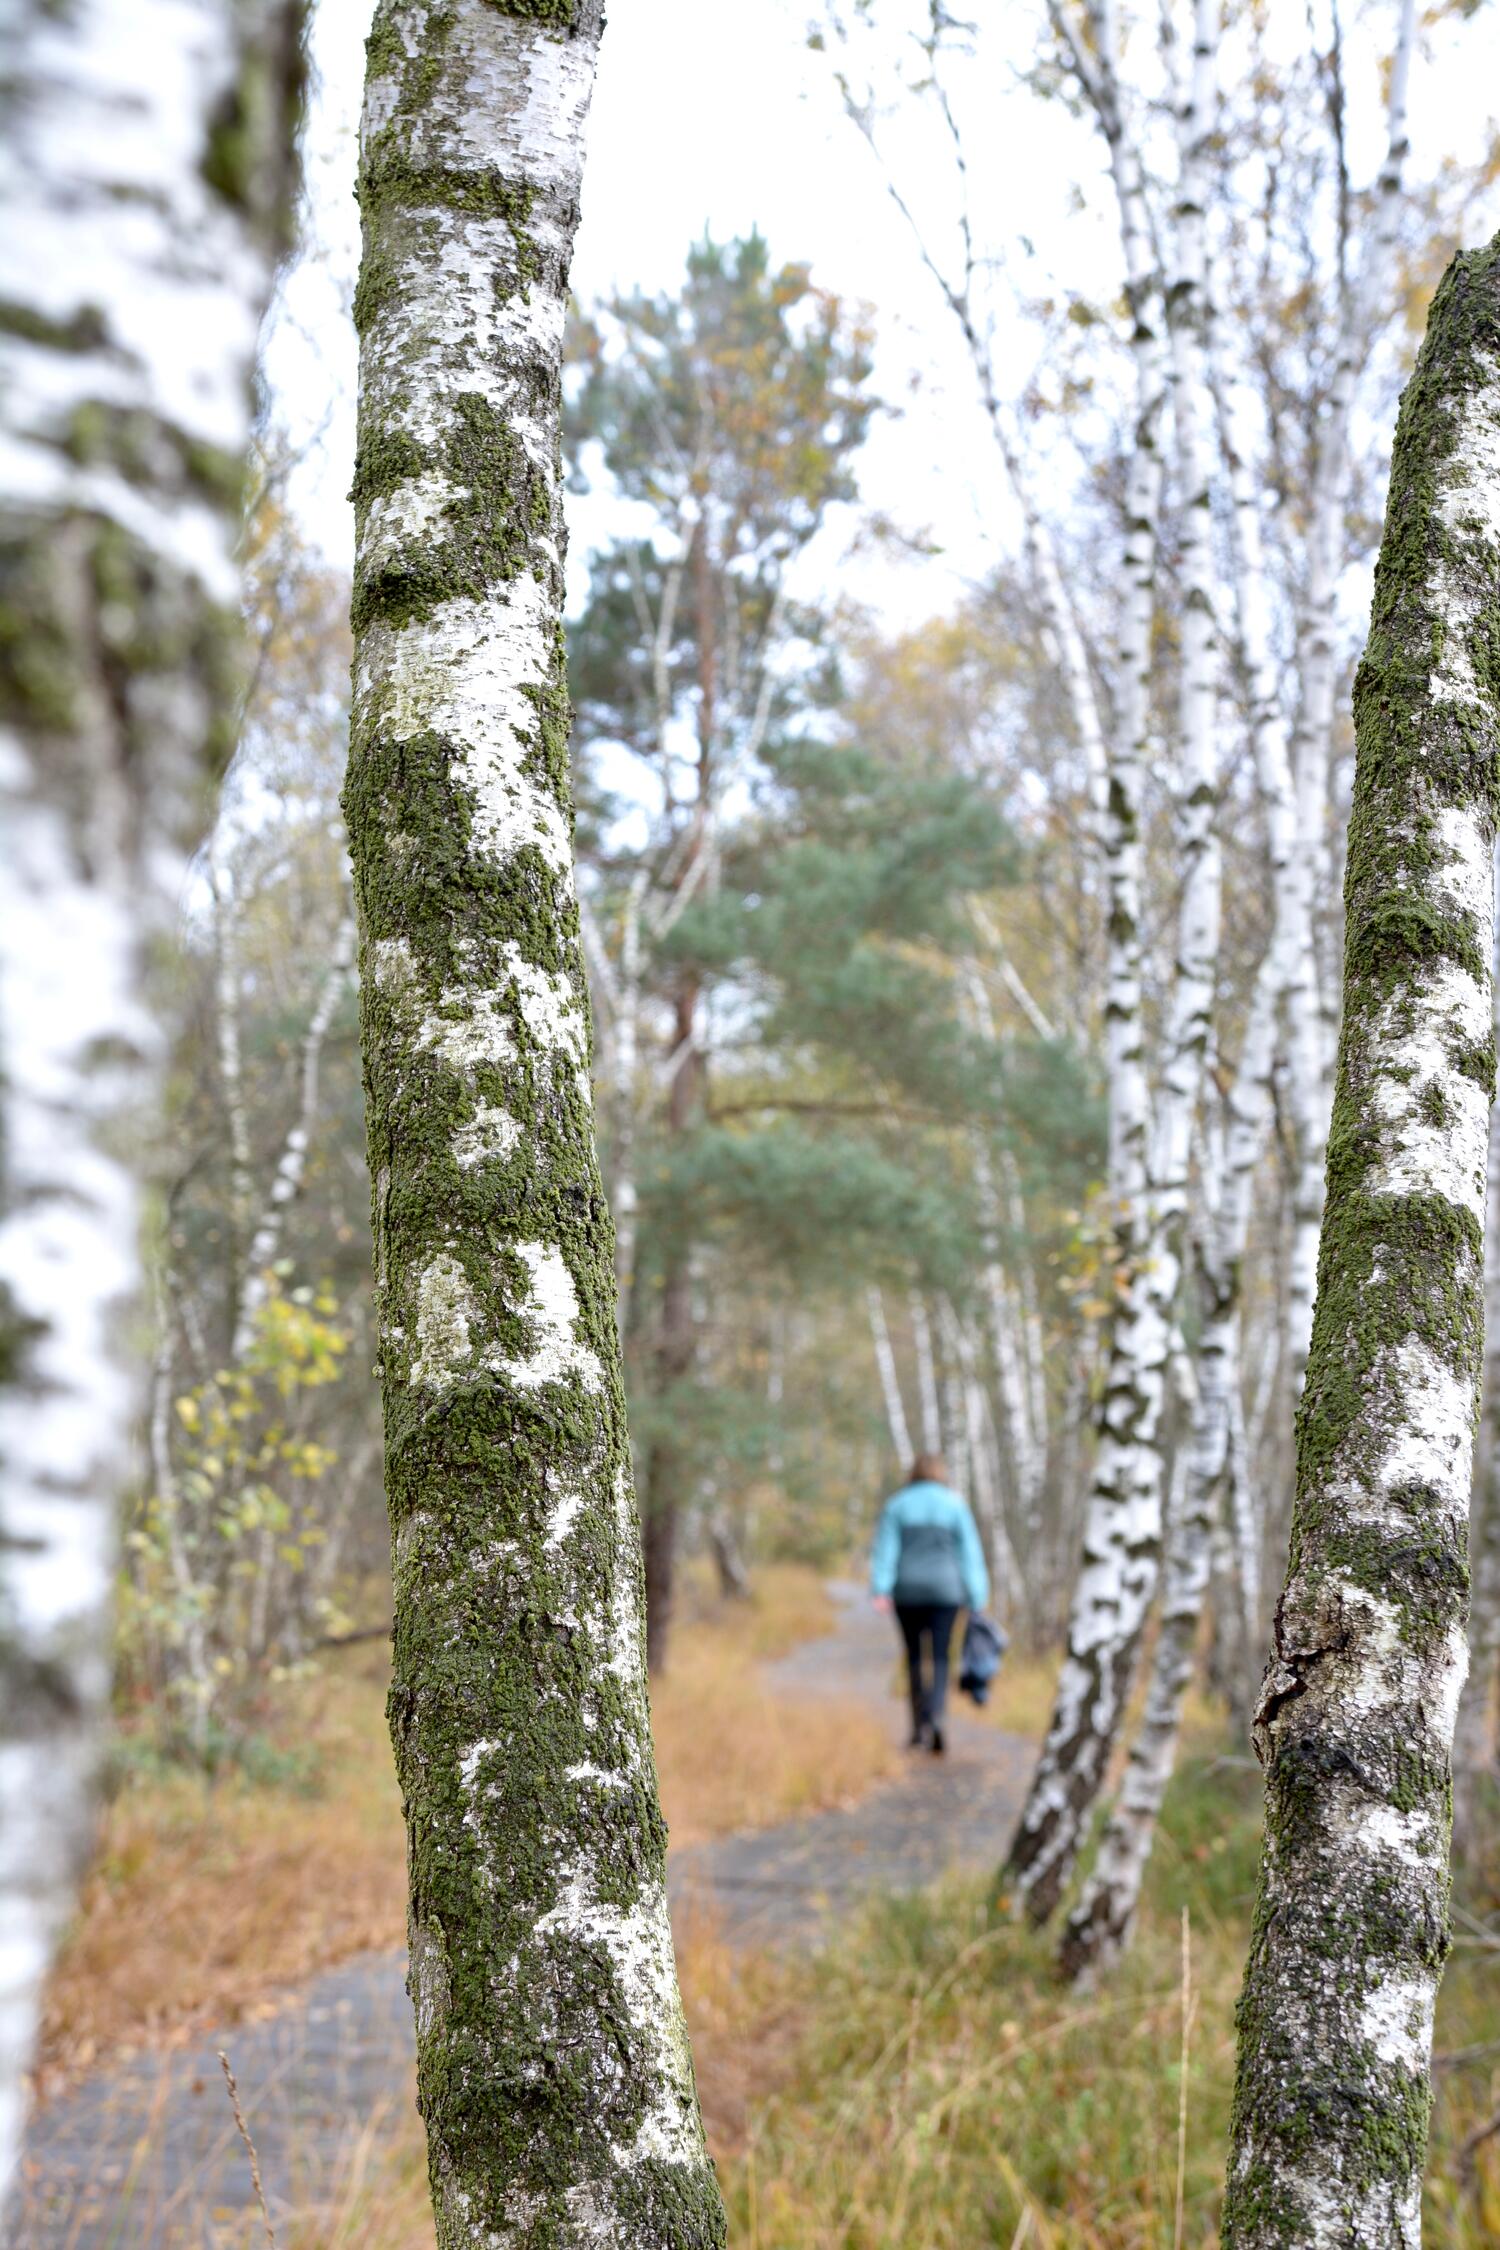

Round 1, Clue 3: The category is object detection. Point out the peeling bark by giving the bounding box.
[343,5,723,2242]
[1223,233,1500,2250]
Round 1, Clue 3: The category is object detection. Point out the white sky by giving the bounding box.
[265,0,1500,631]
[267,0,1109,624]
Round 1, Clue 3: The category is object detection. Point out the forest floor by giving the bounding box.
[12,1571,1039,2247]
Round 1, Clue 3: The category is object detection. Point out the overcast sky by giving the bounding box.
[266,0,1116,624]
[264,0,1500,632]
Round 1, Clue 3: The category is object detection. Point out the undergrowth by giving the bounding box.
[39,1581,1500,2246]
[722,1756,1500,2249]
[37,1562,893,2084]
[282,1750,1500,2249]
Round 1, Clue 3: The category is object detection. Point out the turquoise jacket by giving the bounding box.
[869,1480,990,1610]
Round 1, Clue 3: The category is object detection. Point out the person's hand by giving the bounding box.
[872,1594,892,1614]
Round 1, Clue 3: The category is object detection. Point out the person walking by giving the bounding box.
[869,1453,989,1755]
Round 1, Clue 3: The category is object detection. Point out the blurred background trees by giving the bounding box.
[124,228,1111,1743]
[114,0,1500,2023]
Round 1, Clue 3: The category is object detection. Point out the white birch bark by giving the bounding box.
[867,1285,914,1467]
[0,0,302,2206]
[961,962,1048,1530]
[211,859,256,1312]
[910,1291,943,1456]
[1223,233,1500,2249]
[1151,0,1223,1215]
[1003,0,1173,1927]
[344,6,723,2241]
[1225,1382,1261,1698]
[1000,1143,1051,1503]
[948,1307,1024,1615]
[1283,0,1418,1396]
[1062,953,1276,1978]
[1453,885,1500,1848]
[231,912,355,1359]
[1049,0,1235,1974]
[985,1257,1041,1538]
[935,1297,971,1490]
[149,1273,215,1752]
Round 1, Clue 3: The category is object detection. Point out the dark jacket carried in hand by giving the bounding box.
[869,1480,990,1610]
[958,1612,1007,1705]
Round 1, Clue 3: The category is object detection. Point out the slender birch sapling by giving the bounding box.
[343,4,724,2242]
[0,0,303,2202]
[1002,0,1171,1926]
[1223,234,1500,2249]
[1055,0,1227,1981]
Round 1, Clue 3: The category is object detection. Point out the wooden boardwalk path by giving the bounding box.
[11,1585,1029,2247]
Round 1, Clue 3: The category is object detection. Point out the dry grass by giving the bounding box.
[247,1753,1500,2250]
[978,1643,1065,1741]
[275,1914,805,2250]
[653,1564,902,1846]
[51,1621,1500,2249]
[38,1562,895,2088]
[37,1641,405,2091]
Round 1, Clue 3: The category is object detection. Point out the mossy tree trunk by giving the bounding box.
[1282,0,1416,1407]
[1223,233,1500,2249]
[1453,891,1500,1852]
[0,0,303,2204]
[343,5,725,2243]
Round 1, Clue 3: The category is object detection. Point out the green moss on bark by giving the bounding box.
[0,298,109,353]
[345,6,724,2239]
[351,391,553,633]
[1223,233,1500,2249]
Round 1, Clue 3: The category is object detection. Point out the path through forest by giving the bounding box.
[11,1586,1031,2247]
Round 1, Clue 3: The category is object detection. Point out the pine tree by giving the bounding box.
[343,5,725,2241]
[569,234,875,1666]
[1223,233,1500,2248]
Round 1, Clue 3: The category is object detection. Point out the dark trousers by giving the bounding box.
[895,1602,959,1737]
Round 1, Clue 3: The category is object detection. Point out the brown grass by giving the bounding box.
[36,1640,406,2091]
[37,1562,896,2090]
[274,1915,805,2250]
[653,1563,902,1846]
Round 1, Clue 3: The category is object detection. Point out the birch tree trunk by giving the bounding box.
[910,1291,943,1454]
[1453,981,1500,1850]
[1282,0,1417,1399]
[0,0,303,2205]
[231,912,355,1358]
[1002,0,1170,1927]
[1051,0,1232,1978]
[1060,962,1275,1981]
[343,6,723,2242]
[867,1286,914,1467]
[1223,233,1500,2250]
[211,859,256,1339]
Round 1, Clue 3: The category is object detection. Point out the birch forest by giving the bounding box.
[6,1,1500,2246]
